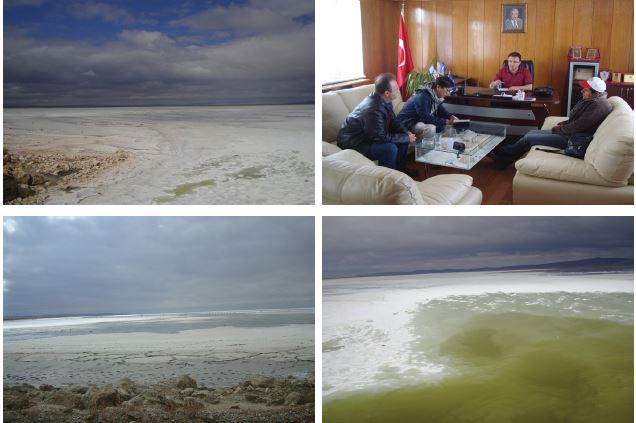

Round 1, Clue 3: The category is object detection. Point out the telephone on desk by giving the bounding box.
[533,86,554,97]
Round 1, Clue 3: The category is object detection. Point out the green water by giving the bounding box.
[154,179,215,203]
[324,312,633,423]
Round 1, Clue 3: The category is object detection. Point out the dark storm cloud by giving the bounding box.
[323,217,634,278]
[4,0,314,106]
[4,217,314,317]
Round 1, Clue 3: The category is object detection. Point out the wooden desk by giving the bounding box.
[444,87,561,135]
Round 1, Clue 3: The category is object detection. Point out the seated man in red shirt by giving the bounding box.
[489,51,533,92]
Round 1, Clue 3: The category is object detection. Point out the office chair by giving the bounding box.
[502,59,534,81]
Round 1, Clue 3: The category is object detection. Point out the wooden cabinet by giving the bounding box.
[606,82,634,109]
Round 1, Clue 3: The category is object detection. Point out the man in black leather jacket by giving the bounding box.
[337,73,416,172]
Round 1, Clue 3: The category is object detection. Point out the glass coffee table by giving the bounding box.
[414,121,507,170]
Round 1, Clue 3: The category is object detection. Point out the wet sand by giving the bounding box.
[3,105,314,204]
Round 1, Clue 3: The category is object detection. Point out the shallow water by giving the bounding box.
[323,272,634,422]
[325,312,633,422]
[4,310,315,387]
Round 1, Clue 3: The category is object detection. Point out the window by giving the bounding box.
[319,0,365,85]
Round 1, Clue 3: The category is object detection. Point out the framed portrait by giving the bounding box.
[569,46,582,59]
[502,4,526,33]
[586,48,599,60]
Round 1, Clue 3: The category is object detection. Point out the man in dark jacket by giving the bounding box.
[337,73,416,172]
[491,76,612,169]
[397,76,458,140]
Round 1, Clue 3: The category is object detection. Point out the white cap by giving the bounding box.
[579,76,606,93]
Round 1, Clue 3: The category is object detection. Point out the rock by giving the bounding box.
[304,389,315,404]
[175,374,198,389]
[30,173,47,186]
[181,387,195,396]
[5,383,35,393]
[71,385,88,394]
[284,392,304,406]
[307,371,315,386]
[45,391,85,409]
[4,175,19,202]
[267,397,284,406]
[229,405,240,409]
[88,386,122,410]
[39,384,55,391]
[207,396,220,404]
[4,394,30,410]
[17,184,34,198]
[244,394,261,403]
[192,389,209,398]
[248,376,275,388]
[116,387,132,400]
[183,396,204,416]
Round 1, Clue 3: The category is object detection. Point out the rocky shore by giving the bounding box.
[3,149,130,204]
[4,373,314,423]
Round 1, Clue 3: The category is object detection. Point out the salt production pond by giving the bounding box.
[323,271,634,422]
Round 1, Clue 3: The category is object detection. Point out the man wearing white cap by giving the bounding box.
[491,76,612,169]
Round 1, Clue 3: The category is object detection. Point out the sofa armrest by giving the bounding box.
[322,149,426,204]
[322,141,342,157]
[515,148,627,187]
[541,116,568,130]
[415,174,476,205]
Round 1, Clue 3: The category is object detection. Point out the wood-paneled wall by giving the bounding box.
[361,0,633,97]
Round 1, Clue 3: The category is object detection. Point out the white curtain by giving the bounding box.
[318,0,365,84]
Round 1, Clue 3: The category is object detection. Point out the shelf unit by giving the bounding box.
[606,81,634,109]
[566,61,599,113]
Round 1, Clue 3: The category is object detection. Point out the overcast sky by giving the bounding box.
[323,217,634,278]
[4,0,314,106]
[4,217,314,317]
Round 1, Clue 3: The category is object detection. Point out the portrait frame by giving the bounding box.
[570,46,582,59]
[502,4,527,33]
[586,48,599,60]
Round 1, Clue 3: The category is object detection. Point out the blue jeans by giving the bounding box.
[367,142,409,170]
[497,130,568,158]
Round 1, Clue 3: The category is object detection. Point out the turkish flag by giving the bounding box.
[397,14,414,94]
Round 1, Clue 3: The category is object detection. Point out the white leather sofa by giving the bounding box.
[322,84,482,205]
[513,96,634,204]
[323,149,482,204]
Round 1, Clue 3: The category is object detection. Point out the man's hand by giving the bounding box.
[407,132,417,145]
[489,80,503,89]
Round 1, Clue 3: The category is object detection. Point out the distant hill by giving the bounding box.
[324,257,634,280]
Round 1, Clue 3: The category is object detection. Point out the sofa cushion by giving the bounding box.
[541,116,568,130]
[584,96,634,185]
[513,172,634,205]
[322,149,425,204]
[416,174,475,205]
[322,91,351,142]
[515,147,626,187]
[335,85,375,111]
